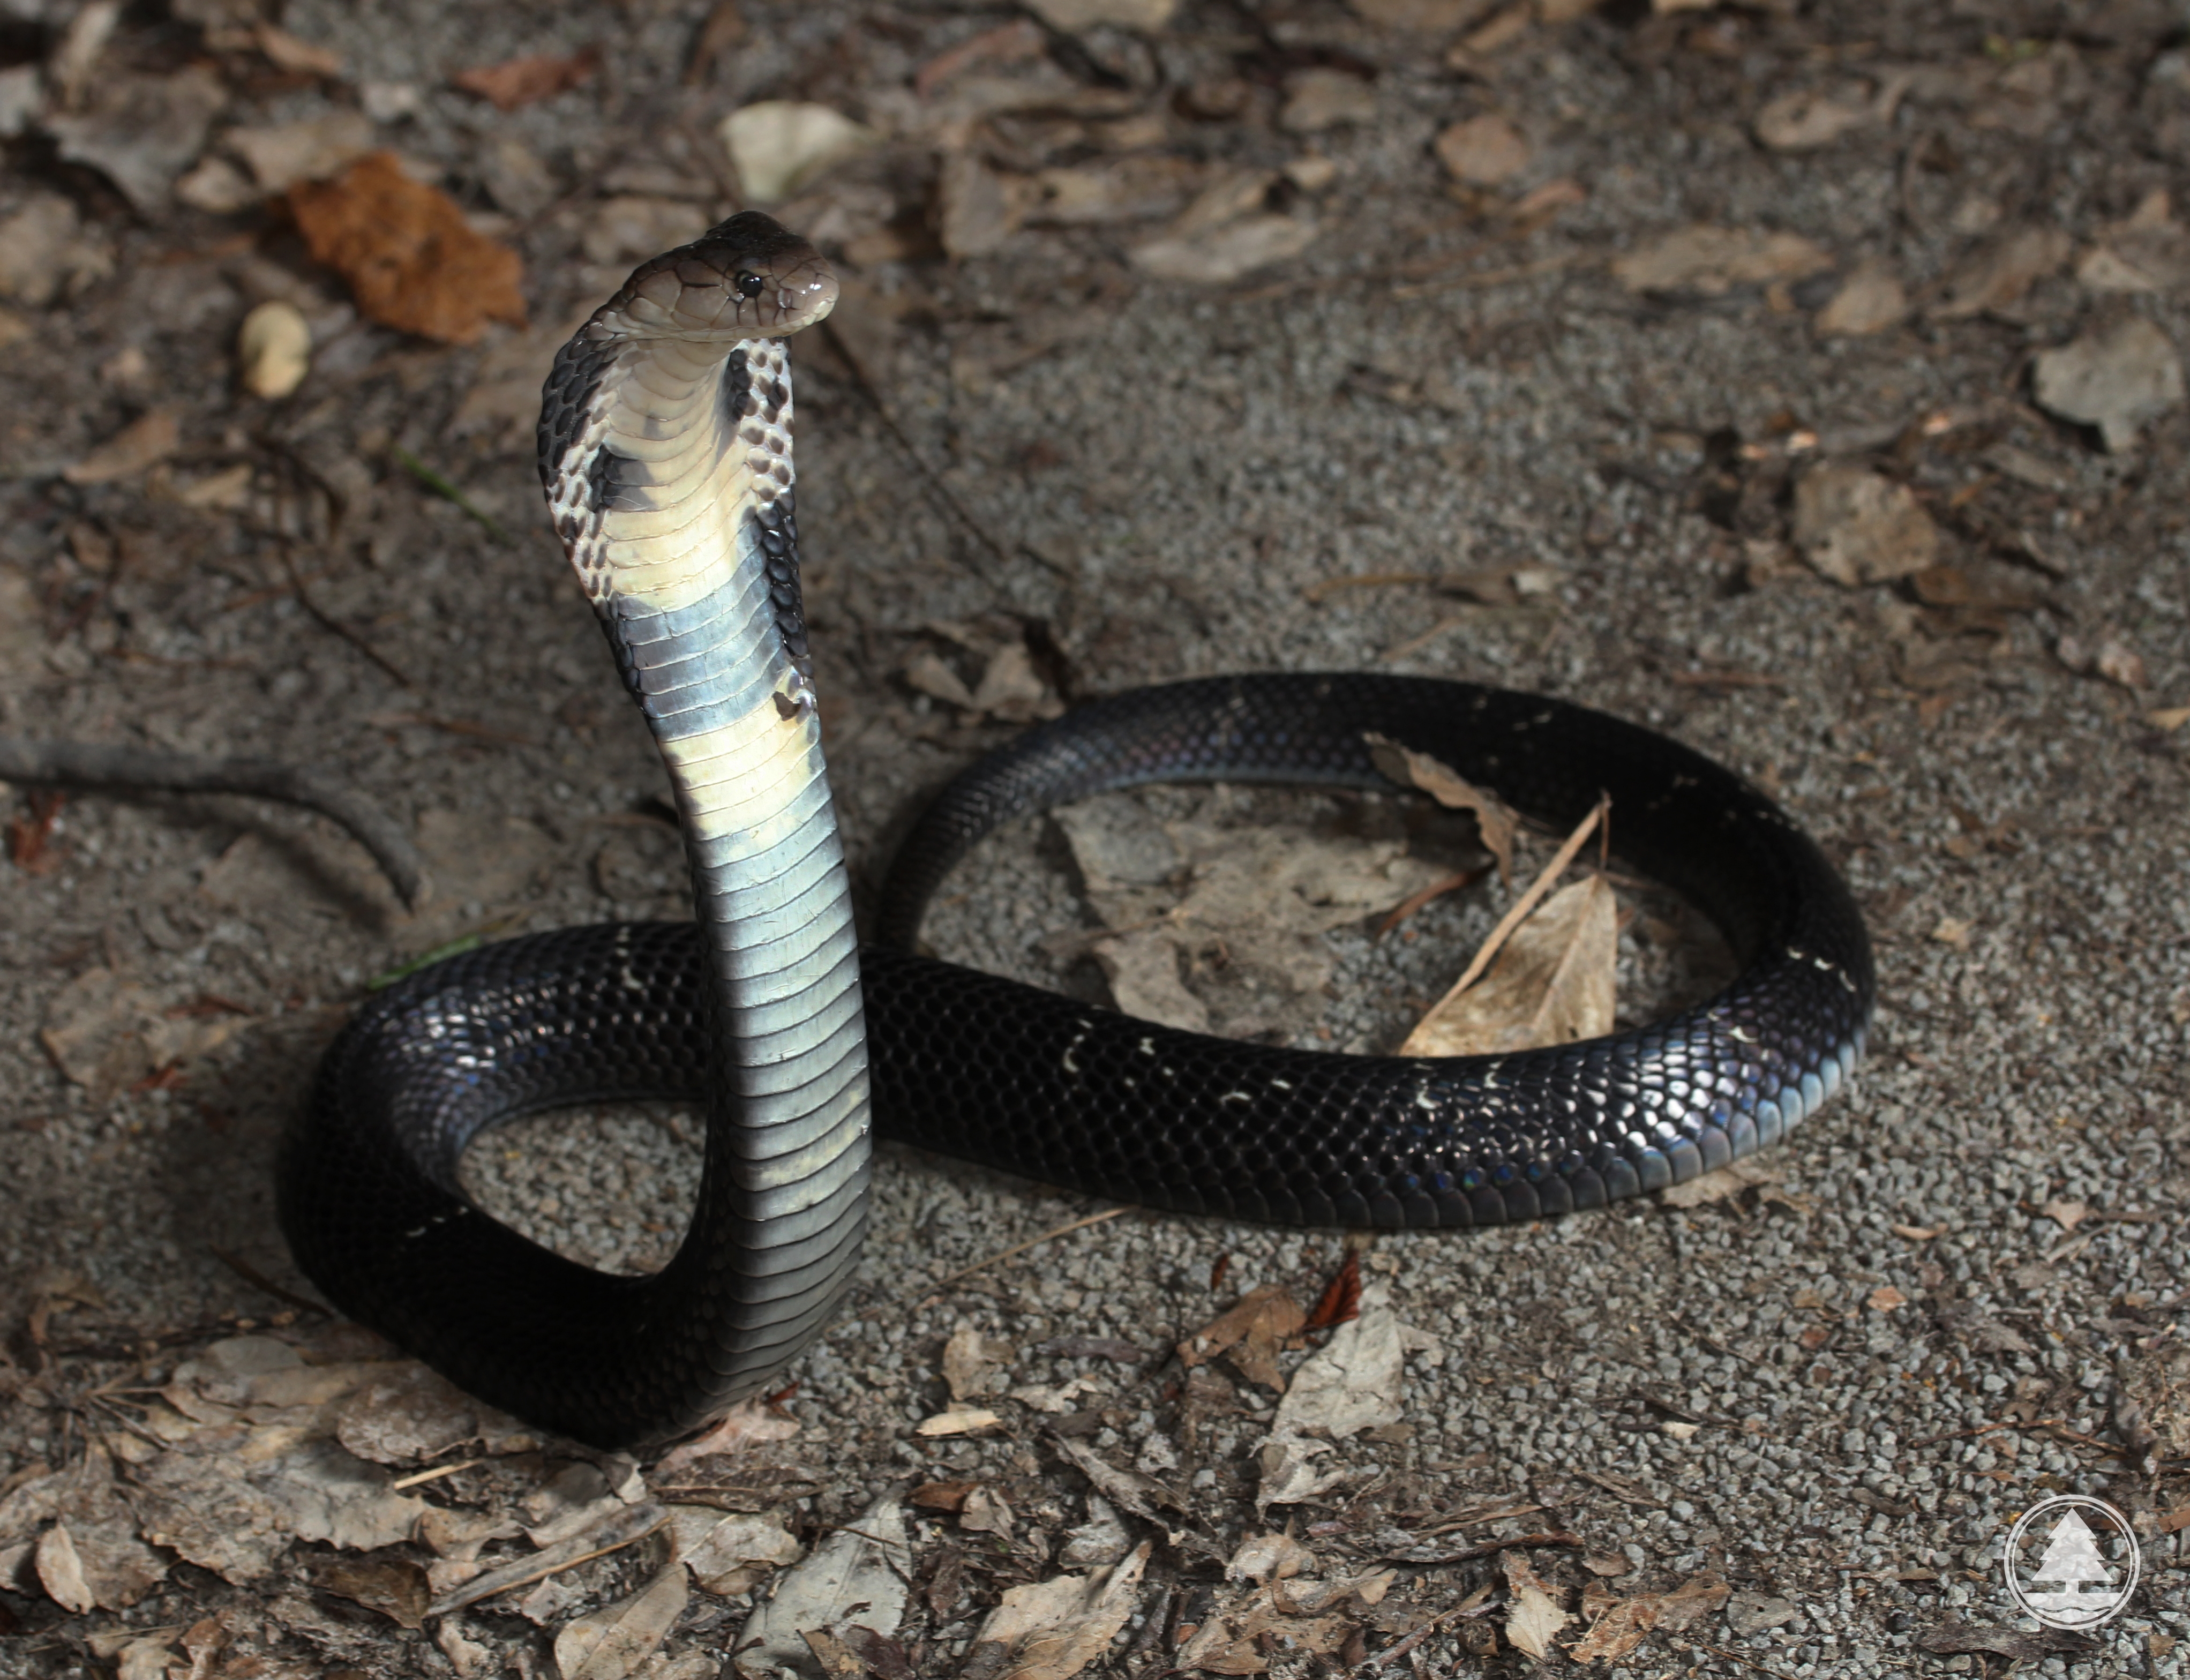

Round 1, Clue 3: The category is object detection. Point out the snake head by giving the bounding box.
[597,212,838,342]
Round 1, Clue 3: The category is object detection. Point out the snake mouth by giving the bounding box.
[604,211,838,342]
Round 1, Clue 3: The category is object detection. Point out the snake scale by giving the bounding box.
[279,214,1874,1450]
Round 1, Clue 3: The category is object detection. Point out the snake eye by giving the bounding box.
[733,271,766,299]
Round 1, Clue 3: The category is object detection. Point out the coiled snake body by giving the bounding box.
[280,215,1874,1450]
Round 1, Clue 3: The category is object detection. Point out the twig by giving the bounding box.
[0,737,430,908]
[1366,1594,1504,1667]
[284,550,415,690]
[818,318,1016,591]
[425,1503,668,1617]
[209,1246,331,1317]
[1439,797,1609,1000]
[391,1458,483,1490]
[922,1206,1130,1298]
[1376,866,1492,940]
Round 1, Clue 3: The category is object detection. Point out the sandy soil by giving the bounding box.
[1,0,2186,1675]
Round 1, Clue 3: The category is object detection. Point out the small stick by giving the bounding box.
[1436,797,1608,1001]
[284,550,415,690]
[0,737,430,908]
[391,1458,483,1490]
[922,1206,1129,1298]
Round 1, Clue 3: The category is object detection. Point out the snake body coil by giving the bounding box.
[280,216,1873,1450]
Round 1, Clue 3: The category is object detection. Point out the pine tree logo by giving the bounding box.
[2002,1495,2140,1630]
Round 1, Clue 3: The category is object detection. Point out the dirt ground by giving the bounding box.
[2,0,2188,1675]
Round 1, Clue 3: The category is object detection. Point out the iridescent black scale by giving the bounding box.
[284,674,1872,1442]
[752,493,808,678]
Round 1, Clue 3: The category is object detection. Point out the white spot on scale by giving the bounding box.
[1220,1091,1251,1105]
[1729,1024,1758,1044]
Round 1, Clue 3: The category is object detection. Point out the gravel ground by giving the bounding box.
[2,0,2187,1675]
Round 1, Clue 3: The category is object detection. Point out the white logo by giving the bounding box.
[2001,1494,2140,1630]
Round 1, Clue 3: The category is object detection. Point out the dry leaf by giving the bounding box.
[1868,1285,1909,1311]
[1351,0,1492,27]
[915,1407,1003,1437]
[453,46,599,112]
[1254,1436,1347,1510]
[310,1556,432,1629]
[1930,224,2069,319]
[936,154,1031,259]
[1280,69,1376,134]
[1816,257,1909,336]
[1753,88,1873,151]
[1611,224,1832,295]
[1270,1284,1442,1441]
[737,1495,907,1672]
[1658,1154,1782,1209]
[2040,1198,2089,1232]
[1227,1532,1316,1585]
[1400,874,1615,1058]
[1092,929,1209,1034]
[35,1522,94,1615]
[1365,733,1517,884]
[47,65,226,212]
[1432,114,1530,185]
[669,1508,801,1598]
[1022,0,1178,30]
[290,153,527,345]
[1930,916,1972,949]
[1131,216,1316,284]
[2077,192,2190,294]
[2032,316,2185,452]
[1501,1551,1569,1661]
[63,411,179,486]
[227,111,376,191]
[0,192,114,306]
[966,1543,1150,1680]
[1179,1285,1306,1393]
[554,1564,687,1680]
[942,1324,1015,1402]
[719,102,879,205]
[1791,462,1939,586]
[254,21,342,77]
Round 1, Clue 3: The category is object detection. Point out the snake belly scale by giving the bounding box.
[280,215,1874,1451]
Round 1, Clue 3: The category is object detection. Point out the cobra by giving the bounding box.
[280,214,1874,1451]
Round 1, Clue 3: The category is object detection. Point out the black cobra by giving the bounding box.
[280,216,1873,1450]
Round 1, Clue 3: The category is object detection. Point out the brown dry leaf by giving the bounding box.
[227,111,377,192]
[971,642,1063,722]
[2077,191,2190,294]
[309,1556,431,1629]
[39,966,246,1097]
[1791,462,1939,585]
[1658,1154,1783,1209]
[1652,1573,1730,1632]
[0,192,114,307]
[2039,1198,2089,1232]
[1279,69,1376,135]
[1868,1286,1909,1312]
[1255,1436,1347,1510]
[34,1522,94,1615]
[1432,114,1531,185]
[1929,224,2070,320]
[936,154,1033,259]
[453,46,599,112]
[1571,1593,1654,1663]
[1611,224,1832,295]
[1753,87,1873,151]
[965,1543,1150,1680]
[1501,1551,1569,1661]
[1366,735,1518,885]
[63,410,179,485]
[719,102,879,205]
[914,1407,1004,1437]
[1091,929,1209,1034]
[1816,257,1909,336]
[1179,1284,1307,1393]
[1023,0,1178,29]
[648,1395,798,1480]
[2032,316,2185,452]
[1399,874,1615,1058]
[254,21,343,77]
[736,1495,907,1672]
[47,65,226,212]
[554,1563,687,1680]
[669,1507,801,1598]
[290,152,527,345]
[942,1324,1015,1402]
[1175,1570,1392,1674]
[1270,1284,1442,1441]
[1132,216,1316,284]
[1226,1532,1316,1585]
[1049,1438,1195,1538]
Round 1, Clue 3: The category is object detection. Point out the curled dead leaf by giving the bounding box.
[290,153,527,345]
